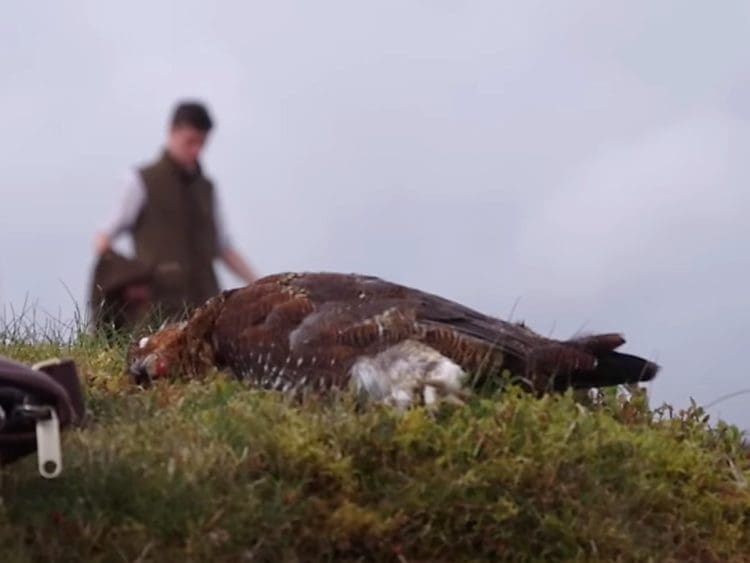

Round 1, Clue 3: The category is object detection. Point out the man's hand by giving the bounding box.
[220,247,259,285]
[94,232,112,255]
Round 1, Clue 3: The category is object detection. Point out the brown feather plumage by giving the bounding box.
[127,272,659,401]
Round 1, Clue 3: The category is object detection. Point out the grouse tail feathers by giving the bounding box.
[567,350,659,390]
[536,333,659,391]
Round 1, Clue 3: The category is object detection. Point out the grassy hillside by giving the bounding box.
[0,335,749,562]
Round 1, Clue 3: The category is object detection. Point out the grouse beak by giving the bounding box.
[128,359,152,387]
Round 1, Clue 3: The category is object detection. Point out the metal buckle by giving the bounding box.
[15,403,53,421]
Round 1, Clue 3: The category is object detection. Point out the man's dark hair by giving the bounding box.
[170,101,213,132]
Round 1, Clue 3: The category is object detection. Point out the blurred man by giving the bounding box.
[93,101,258,322]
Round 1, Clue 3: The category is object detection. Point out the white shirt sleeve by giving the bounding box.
[101,169,146,239]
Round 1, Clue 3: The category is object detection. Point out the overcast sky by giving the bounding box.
[1,2,748,427]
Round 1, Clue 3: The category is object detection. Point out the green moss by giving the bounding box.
[0,338,748,562]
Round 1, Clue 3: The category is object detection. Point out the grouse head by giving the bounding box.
[126,293,227,385]
[127,321,191,385]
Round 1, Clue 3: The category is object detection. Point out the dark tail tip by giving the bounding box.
[568,351,660,390]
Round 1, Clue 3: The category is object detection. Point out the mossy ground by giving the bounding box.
[0,329,748,562]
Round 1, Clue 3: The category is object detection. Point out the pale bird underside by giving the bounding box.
[127,272,659,408]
